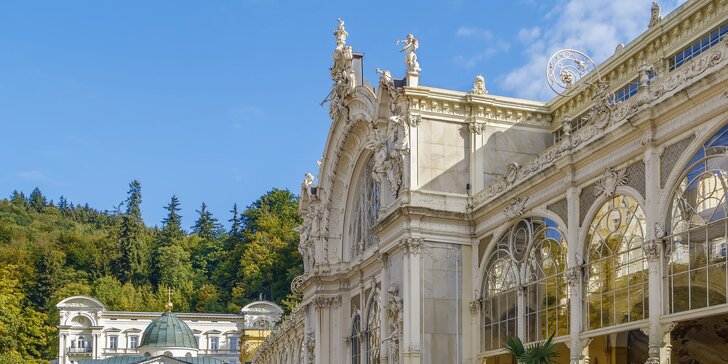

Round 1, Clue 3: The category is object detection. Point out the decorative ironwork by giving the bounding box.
[546,49,599,96]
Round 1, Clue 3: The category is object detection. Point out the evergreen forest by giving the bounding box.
[0,181,303,363]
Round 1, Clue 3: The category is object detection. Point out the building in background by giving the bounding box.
[57,296,282,364]
[253,0,728,363]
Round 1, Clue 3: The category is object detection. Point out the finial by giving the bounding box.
[164,287,173,311]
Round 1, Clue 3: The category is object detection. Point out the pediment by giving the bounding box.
[57,296,105,311]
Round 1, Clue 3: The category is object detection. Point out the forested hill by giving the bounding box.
[0,181,303,363]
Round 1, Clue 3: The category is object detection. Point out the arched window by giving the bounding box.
[365,293,380,363]
[481,217,568,351]
[351,313,362,364]
[350,156,380,259]
[585,195,647,330]
[665,124,728,313]
[524,220,569,343]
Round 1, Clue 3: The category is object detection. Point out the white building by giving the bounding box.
[57,296,282,364]
[254,0,728,363]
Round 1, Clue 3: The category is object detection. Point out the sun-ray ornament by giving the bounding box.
[546,49,600,96]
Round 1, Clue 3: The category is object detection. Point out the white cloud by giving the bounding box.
[454,26,511,68]
[501,0,686,101]
[16,170,47,180]
[456,26,495,40]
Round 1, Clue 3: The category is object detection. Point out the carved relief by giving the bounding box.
[565,267,580,288]
[643,239,661,262]
[504,196,529,219]
[402,237,424,257]
[594,168,628,197]
[305,331,315,364]
[385,283,403,364]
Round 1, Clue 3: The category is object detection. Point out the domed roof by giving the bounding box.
[140,310,197,349]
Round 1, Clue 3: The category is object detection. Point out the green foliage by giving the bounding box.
[505,333,558,364]
[0,185,304,361]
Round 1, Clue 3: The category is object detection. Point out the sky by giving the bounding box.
[0,0,686,228]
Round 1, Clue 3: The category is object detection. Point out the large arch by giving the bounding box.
[663,122,728,314]
[581,192,648,332]
[479,216,568,353]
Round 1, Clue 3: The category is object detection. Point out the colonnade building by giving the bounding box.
[254,0,728,363]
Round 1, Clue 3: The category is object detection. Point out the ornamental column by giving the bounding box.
[402,238,422,364]
[565,174,584,364]
[380,253,390,364]
[642,131,663,364]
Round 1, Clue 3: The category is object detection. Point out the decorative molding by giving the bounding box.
[305,331,315,364]
[503,196,529,219]
[407,342,421,353]
[594,167,628,197]
[469,119,485,135]
[474,39,728,208]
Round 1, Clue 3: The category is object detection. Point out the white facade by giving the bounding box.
[254,1,728,363]
[57,296,282,364]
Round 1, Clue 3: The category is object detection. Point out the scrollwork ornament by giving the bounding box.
[546,49,598,96]
[291,275,305,294]
[594,167,628,197]
[504,196,529,219]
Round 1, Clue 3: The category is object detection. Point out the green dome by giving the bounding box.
[140,311,197,349]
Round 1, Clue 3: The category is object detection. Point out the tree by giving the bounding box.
[505,333,558,364]
[195,284,223,312]
[156,245,194,289]
[228,203,241,242]
[234,189,302,305]
[0,265,53,363]
[159,195,184,247]
[116,180,148,284]
[9,191,28,209]
[28,188,46,213]
[192,202,221,240]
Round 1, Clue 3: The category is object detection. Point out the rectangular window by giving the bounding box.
[210,337,219,350]
[109,336,118,349]
[669,22,728,71]
[129,336,138,349]
[229,336,238,350]
[612,79,640,104]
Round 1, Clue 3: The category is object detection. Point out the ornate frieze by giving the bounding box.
[313,296,342,309]
[503,196,529,219]
[594,167,628,197]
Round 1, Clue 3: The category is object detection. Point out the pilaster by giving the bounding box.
[402,238,423,364]
[380,253,390,364]
[644,136,663,364]
[565,184,583,364]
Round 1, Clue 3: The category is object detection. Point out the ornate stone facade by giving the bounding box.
[253,1,728,363]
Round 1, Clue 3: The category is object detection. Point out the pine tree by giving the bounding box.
[28,187,47,212]
[9,190,28,208]
[58,196,69,213]
[192,202,220,240]
[158,195,184,248]
[117,180,148,284]
[229,203,241,237]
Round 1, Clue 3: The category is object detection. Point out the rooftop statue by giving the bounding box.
[397,34,421,74]
[323,18,356,118]
[470,74,488,96]
[648,2,661,28]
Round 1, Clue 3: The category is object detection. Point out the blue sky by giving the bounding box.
[0,0,683,228]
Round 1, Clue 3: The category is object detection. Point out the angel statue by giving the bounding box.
[397,34,421,73]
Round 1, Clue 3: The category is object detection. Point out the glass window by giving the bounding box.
[351,314,361,364]
[585,195,647,330]
[365,294,380,363]
[210,337,219,350]
[129,336,138,349]
[481,217,568,351]
[669,22,728,71]
[109,336,117,349]
[350,156,380,258]
[229,336,238,350]
[665,124,728,313]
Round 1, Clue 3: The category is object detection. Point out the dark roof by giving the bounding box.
[139,311,197,349]
[78,356,225,364]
